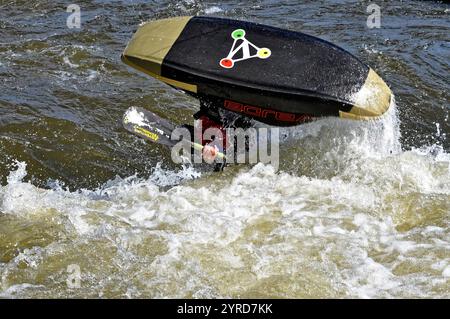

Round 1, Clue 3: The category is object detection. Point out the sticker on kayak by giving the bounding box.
[220,29,271,69]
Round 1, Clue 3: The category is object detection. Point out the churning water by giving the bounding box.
[0,1,449,298]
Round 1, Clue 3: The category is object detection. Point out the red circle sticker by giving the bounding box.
[220,58,234,69]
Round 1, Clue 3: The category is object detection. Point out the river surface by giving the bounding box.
[0,0,449,298]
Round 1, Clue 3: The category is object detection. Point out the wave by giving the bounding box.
[0,100,449,298]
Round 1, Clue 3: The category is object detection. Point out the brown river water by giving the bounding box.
[0,0,449,298]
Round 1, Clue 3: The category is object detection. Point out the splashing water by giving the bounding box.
[1,98,449,298]
[0,0,448,299]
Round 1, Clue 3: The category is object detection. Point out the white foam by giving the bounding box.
[123,107,147,127]
[63,56,79,68]
[0,283,46,298]
[0,98,449,298]
[442,266,450,277]
[204,6,223,14]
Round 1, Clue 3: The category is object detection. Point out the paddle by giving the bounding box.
[122,107,226,161]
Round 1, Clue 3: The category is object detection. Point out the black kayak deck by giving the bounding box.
[122,16,392,124]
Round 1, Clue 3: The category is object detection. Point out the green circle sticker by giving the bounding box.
[231,29,245,39]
